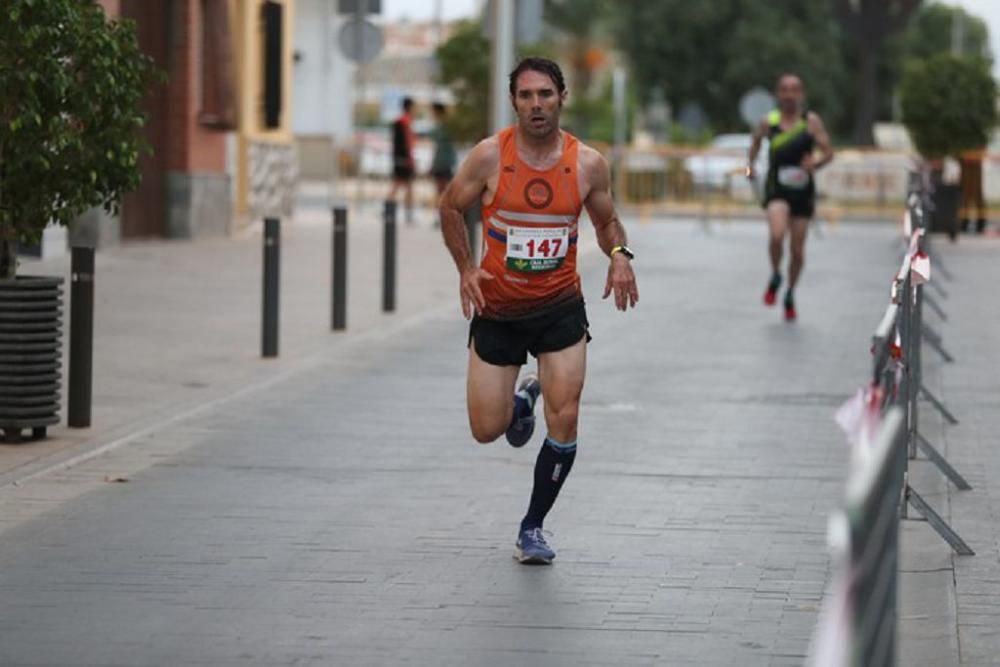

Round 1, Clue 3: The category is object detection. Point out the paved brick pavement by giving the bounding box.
[0,218,990,666]
[0,200,459,484]
[926,236,1000,666]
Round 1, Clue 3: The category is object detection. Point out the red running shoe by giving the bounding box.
[763,274,781,306]
[784,294,797,321]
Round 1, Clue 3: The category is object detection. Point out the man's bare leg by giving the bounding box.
[466,346,520,444]
[788,216,809,291]
[404,181,414,224]
[517,337,585,559]
[537,337,586,444]
[783,216,810,320]
[764,200,790,305]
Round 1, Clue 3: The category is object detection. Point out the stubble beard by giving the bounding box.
[520,110,560,141]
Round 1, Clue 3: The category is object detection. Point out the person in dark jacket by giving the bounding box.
[389,97,416,224]
[430,102,457,227]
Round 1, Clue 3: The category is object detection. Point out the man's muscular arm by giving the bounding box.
[439,138,498,319]
[747,117,768,179]
[581,147,638,311]
[805,112,834,172]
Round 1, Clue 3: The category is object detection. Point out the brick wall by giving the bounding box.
[96,0,120,16]
[166,0,226,173]
[120,0,230,237]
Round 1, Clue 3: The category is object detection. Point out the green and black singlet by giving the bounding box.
[763,109,816,218]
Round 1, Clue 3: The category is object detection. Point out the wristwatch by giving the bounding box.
[611,245,635,260]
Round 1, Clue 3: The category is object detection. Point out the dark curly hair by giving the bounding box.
[509,57,566,96]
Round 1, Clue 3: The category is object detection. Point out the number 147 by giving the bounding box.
[526,238,561,258]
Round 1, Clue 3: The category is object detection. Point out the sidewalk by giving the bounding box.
[925,235,1000,665]
[0,199,459,484]
[0,216,995,665]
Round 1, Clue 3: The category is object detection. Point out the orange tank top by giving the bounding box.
[479,127,583,319]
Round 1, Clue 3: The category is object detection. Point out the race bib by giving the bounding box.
[506,227,569,273]
[778,166,810,189]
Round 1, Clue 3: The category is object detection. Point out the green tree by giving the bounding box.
[545,0,622,141]
[435,21,555,143]
[435,21,491,143]
[544,0,612,95]
[833,0,922,145]
[0,0,156,278]
[561,75,636,144]
[614,1,849,137]
[903,2,991,63]
[900,54,997,159]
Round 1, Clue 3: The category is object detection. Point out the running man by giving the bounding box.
[747,74,834,321]
[439,57,638,564]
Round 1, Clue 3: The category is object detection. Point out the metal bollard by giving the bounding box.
[383,200,397,313]
[67,246,95,428]
[262,217,280,358]
[332,207,348,331]
[464,202,481,264]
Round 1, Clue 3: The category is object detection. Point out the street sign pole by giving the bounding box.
[612,66,627,197]
[490,0,515,133]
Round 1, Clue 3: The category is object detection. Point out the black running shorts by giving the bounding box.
[469,299,591,367]
[763,178,815,218]
[393,164,414,181]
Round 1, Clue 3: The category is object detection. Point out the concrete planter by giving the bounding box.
[0,276,64,443]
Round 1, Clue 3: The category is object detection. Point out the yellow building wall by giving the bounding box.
[233,0,297,218]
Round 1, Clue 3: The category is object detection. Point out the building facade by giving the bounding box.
[92,0,297,243]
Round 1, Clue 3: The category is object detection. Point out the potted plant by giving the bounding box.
[0,0,156,442]
[900,54,998,236]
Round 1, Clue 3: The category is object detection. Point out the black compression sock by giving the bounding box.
[520,436,577,531]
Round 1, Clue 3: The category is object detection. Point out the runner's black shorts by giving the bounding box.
[393,164,414,181]
[468,299,591,367]
[763,181,815,218]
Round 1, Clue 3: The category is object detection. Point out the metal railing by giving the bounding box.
[809,172,974,666]
[882,184,971,553]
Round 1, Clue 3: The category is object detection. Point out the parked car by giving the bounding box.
[684,133,768,191]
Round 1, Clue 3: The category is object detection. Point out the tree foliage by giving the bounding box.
[608,0,995,145]
[435,21,491,143]
[435,20,556,144]
[544,0,613,95]
[900,54,997,159]
[613,1,849,136]
[833,0,921,145]
[903,2,991,64]
[0,0,157,277]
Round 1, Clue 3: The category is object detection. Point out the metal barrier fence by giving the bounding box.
[612,146,911,223]
[323,142,1000,226]
[809,173,973,666]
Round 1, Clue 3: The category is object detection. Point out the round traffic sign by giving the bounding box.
[740,87,775,127]
[338,18,383,64]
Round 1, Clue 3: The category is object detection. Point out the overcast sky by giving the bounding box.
[953,0,1000,74]
[383,0,481,22]
[383,0,1000,75]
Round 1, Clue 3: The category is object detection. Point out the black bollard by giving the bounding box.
[262,217,280,358]
[464,202,481,264]
[67,246,95,428]
[383,200,397,313]
[332,207,348,331]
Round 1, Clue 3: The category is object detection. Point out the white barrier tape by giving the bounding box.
[835,385,884,465]
[911,250,931,285]
[807,513,853,667]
